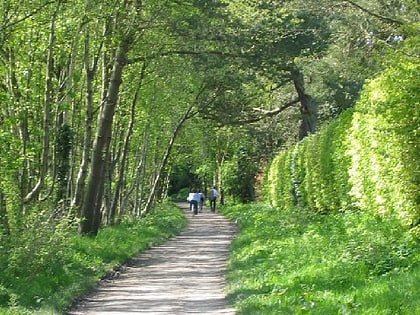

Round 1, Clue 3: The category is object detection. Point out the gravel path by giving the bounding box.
[67,202,237,315]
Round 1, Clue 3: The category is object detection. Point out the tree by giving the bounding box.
[79,0,143,234]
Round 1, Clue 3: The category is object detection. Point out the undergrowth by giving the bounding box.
[221,203,420,314]
[0,202,187,314]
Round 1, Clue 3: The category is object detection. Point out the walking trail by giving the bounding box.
[67,202,237,315]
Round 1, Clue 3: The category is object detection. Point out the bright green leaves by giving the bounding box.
[224,0,329,65]
[346,53,420,225]
[263,35,420,226]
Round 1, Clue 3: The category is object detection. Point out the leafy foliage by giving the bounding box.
[347,48,419,225]
[263,35,419,225]
[0,0,419,313]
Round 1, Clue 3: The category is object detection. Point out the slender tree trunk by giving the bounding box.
[54,18,83,205]
[60,20,83,207]
[0,190,10,236]
[1,48,22,139]
[72,24,105,211]
[1,48,27,219]
[21,52,32,212]
[24,1,61,203]
[215,133,231,205]
[110,62,146,225]
[79,40,131,235]
[134,127,149,218]
[290,66,317,140]
[71,74,94,210]
[121,135,146,218]
[93,153,107,231]
[141,107,194,216]
[161,167,171,200]
[71,49,95,210]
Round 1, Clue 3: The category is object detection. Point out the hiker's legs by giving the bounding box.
[210,199,216,212]
[192,201,198,215]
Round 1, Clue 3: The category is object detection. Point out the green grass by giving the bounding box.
[221,203,420,314]
[0,202,187,314]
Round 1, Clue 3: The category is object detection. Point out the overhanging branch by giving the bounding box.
[127,49,247,64]
[343,0,404,25]
[206,98,300,127]
[252,98,300,117]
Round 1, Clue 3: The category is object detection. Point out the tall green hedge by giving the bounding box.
[263,148,295,210]
[263,42,419,226]
[346,59,419,225]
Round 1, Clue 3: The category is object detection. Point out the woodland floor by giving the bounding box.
[66,202,237,315]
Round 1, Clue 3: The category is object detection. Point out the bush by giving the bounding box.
[170,187,190,201]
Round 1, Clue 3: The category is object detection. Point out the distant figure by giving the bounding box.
[198,192,205,212]
[187,190,201,215]
[209,186,218,212]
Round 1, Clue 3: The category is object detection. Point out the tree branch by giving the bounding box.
[204,98,300,127]
[252,98,300,117]
[0,1,56,32]
[343,0,404,25]
[127,49,246,64]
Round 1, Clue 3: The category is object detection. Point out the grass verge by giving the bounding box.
[221,203,420,314]
[0,202,187,315]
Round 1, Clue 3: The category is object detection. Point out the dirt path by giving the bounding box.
[67,202,237,315]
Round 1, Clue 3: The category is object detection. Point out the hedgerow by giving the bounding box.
[263,42,419,227]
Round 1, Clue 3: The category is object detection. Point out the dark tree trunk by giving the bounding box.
[291,67,317,140]
[78,41,129,235]
[0,190,10,236]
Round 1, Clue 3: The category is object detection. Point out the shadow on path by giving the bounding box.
[67,202,237,315]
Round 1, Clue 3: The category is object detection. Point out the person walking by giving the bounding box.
[198,192,205,212]
[209,186,218,212]
[187,189,201,215]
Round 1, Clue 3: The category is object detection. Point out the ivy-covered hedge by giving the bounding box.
[263,45,419,227]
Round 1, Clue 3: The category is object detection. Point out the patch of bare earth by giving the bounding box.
[67,202,237,315]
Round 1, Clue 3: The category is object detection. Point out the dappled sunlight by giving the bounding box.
[68,202,236,314]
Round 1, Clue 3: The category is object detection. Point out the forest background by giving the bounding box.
[0,0,419,313]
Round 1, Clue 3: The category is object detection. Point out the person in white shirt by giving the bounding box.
[187,190,201,215]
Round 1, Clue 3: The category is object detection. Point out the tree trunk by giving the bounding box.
[0,190,10,236]
[134,127,149,218]
[23,1,61,203]
[141,106,194,216]
[72,22,106,212]
[110,63,146,225]
[79,40,130,235]
[215,133,231,205]
[290,66,317,140]
[71,67,94,211]
[1,47,28,221]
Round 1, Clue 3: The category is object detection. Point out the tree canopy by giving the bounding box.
[0,0,418,235]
